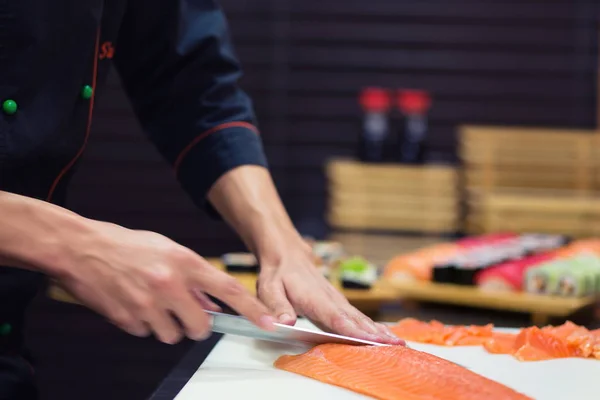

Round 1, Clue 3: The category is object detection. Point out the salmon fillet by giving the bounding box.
[274,344,532,400]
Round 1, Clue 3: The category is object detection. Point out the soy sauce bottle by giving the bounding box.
[358,87,391,163]
[397,90,431,164]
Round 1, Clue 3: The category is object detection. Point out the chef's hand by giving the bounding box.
[54,220,275,344]
[256,240,405,345]
[204,166,403,345]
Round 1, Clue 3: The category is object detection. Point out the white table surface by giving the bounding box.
[174,319,599,400]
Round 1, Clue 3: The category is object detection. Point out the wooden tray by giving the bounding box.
[389,279,597,326]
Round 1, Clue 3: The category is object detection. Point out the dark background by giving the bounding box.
[66,0,599,256]
[27,1,599,400]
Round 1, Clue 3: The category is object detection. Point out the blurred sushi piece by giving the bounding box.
[475,252,557,292]
[455,233,517,248]
[555,239,600,257]
[556,267,592,297]
[451,253,484,286]
[524,256,596,297]
[339,256,378,290]
[431,262,456,284]
[518,233,570,255]
[556,253,600,296]
[221,252,259,273]
[524,260,565,295]
[384,243,461,281]
[312,241,345,266]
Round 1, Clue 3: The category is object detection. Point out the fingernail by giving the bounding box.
[192,330,212,341]
[386,330,399,339]
[278,313,293,324]
[367,333,383,342]
[260,315,276,330]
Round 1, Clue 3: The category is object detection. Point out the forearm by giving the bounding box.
[0,191,89,275]
[207,166,309,263]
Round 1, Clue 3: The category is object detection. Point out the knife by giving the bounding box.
[205,310,389,347]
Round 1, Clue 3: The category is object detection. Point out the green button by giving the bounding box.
[0,323,12,336]
[2,99,17,115]
[81,85,93,100]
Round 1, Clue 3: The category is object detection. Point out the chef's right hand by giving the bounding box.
[54,219,275,344]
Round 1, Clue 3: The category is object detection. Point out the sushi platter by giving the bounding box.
[171,318,600,400]
[48,234,600,325]
[385,233,600,325]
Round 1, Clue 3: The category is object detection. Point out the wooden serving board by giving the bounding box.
[389,279,597,326]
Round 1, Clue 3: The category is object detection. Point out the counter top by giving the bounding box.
[152,319,600,400]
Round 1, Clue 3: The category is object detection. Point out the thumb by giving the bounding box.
[257,277,297,325]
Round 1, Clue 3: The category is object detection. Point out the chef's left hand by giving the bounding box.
[256,240,405,345]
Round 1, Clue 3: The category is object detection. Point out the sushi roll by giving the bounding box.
[554,260,593,297]
[567,253,600,295]
[519,234,571,255]
[221,252,259,273]
[453,251,489,286]
[556,266,592,297]
[339,257,378,290]
[475,252,556,292]
[432,262,456,284]
[524,261,565,295]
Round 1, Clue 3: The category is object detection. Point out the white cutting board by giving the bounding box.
[174,319,600,400]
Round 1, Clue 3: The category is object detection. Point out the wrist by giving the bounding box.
[0,191,93,277]
[251,218,312,267]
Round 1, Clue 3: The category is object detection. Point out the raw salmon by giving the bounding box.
[274,344,532,400]
[482,332,517,354]
[390,318,495,346]
[511,327,581,361]
[390,318,600,362]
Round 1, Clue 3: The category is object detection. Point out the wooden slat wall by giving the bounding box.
[66,0,599,256]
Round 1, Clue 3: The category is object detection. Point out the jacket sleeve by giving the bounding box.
[113,0,268,216]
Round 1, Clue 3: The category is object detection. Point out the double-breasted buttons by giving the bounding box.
[2,99,17,115]
[81,85,94,100]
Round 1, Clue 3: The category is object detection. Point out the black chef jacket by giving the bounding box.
[0,0,268,391]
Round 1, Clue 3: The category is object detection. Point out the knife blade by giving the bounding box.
[205,310,388,347]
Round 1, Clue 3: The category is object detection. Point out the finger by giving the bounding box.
[194,265,275,331]
[347,308,402,344]
[141,306,183,344]
[110,307,150,338]
[62,280,150,338]
[257,277,297,325]
[309,301,393,344]
[375,323,406,346]
[192,288,222,312]
[349,309,381,336]
[348,309,405,345]
[148,277,213,341]
[165,290,214,341]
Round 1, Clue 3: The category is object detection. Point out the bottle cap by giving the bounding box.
[397,89,431,115]
[359,87,391,112]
